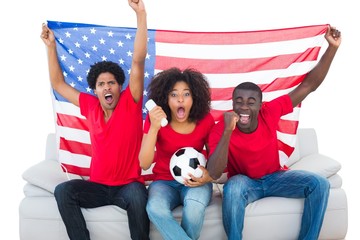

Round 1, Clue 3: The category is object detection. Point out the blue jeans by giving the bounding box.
[222,170,330,240]
[54,179,150,240]
[146,180,213,240]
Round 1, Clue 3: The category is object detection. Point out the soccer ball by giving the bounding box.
[169,147,206,184]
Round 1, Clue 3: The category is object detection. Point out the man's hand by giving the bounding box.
[326,25,341,48]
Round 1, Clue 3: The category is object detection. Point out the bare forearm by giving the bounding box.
[47,45,65,91]
[139,127,158,170]
[305,45,338,91]
[129,8,147,101]
[207,131,232,180]
[133,10,147,65]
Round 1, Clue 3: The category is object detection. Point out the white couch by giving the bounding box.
[19,128,348,240]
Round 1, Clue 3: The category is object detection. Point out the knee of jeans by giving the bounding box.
[224,178,246,197]
[184,197,208,210]
[308,174,330,196]
[147,199,161,214]
[54,182,67,200]
[146,200,170,218]
[316,175,330,192]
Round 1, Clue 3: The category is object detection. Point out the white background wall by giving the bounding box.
[1,0,358,239]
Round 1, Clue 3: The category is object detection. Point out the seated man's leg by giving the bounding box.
[223,174,263,240]
[54,179,108,240]
[114,181,150,240]
[263,170,330,240]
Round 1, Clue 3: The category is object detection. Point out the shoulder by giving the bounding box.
[262,95,292,111]
[211,118,224,131]
[198,113,215,128]
[261,95,293,120]
[204,113,215,123]
[79,92,97,105]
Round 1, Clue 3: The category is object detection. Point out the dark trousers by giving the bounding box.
[54,179,150,240]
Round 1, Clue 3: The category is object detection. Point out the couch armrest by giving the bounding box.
[289,153,341,179]
[22,160,82,194]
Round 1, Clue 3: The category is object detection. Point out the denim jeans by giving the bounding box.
[146,180,213,240]
[54,179,150,240]
[222,170,330,240]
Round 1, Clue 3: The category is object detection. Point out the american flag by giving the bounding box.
[47,20,328,176]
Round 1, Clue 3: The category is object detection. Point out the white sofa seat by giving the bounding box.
[19,128,348,240]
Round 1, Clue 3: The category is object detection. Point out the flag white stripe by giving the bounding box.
[277,131,299,148]
[155,35,324,59]
[155,59,318,89]
[53,98,84,118]
[282,107,301,121]
[56,125,91,144]
[58,150,91,168]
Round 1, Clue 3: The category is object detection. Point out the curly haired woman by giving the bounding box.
[139,67,215,240]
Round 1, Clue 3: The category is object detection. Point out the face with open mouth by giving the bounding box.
[232,88,262,133]
[168,81,193,123]
[94,72,122,112]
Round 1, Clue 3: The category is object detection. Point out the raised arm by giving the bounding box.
[128,0,147,103]
[289,25,341,107]
[207,111,239,180]
[41,24,80,106]
[139,105,164,170]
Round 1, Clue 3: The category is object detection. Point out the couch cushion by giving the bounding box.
[289,153,341,178]
[327,174,343,188]
[23,183,54,197]
[22,160,82,194]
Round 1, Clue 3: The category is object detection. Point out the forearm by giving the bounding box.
[133,10,147,65]
[289,44,339,107]
[305,44,338,91]
[129,9,147,101]
[47,45,65,91]
[139,128,158,170]
[207,131,232,180]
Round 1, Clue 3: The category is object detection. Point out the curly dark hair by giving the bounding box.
[148,67,211,122]
[87,61,125,90]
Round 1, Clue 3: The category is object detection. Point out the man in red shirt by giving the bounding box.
[207,25,341,240]
[40,0,149,239]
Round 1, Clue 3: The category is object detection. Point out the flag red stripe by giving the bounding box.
[258,75,306,93]
[210,88,234,102]
[277,119,299,135]
[61,163,90,176]
[59,137,92,156]
[210,75,306,101]
[155,25,327,44]
[277,140,295,158]
[57,113,88,131]
[155,47,321,74]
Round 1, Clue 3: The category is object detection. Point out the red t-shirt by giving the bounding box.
[79,88,144,186]
[208,95,293,179]
[144,113,215,181]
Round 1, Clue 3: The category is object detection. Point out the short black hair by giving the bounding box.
[87,61,125,90]
[233,82,262,102]
[148,67,211,122]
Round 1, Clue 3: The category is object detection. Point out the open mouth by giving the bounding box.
[105,93,113,103]
[239,114,250,124]
[176,107,186,119]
